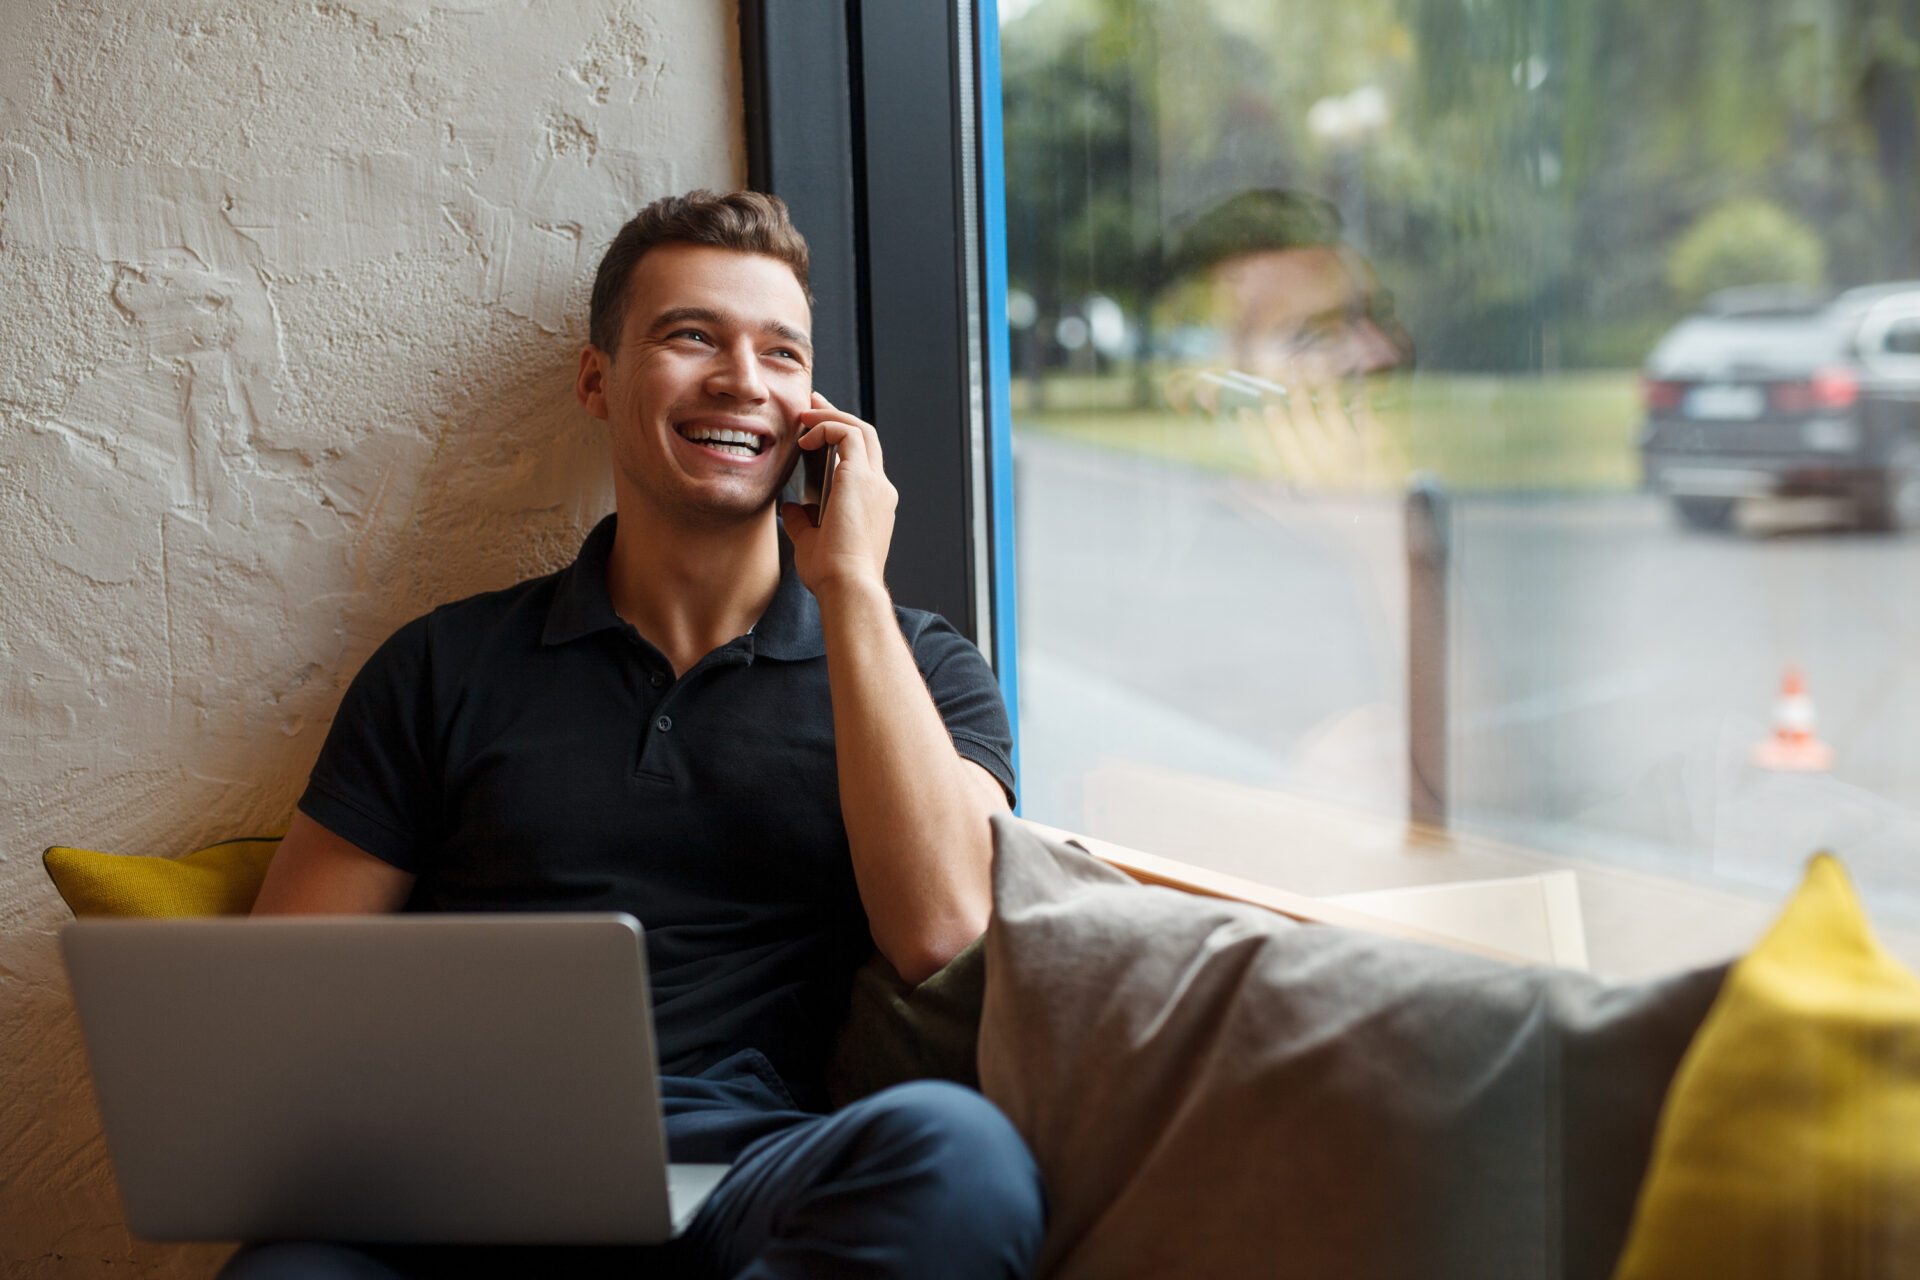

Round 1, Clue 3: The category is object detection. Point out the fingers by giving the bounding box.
[797,393,883,470]
[778,500,813,539]
[799,417,868,467]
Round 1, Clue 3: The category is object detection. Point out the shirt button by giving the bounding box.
[649,671,666,688]
[655,715,673,733]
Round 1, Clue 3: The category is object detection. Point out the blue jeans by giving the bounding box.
[219,1052,1046,1280]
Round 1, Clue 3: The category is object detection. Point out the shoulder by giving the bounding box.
[890,604,977,665]
[889,605,1002,701]
[420,571,563,641]
[359,569,567,684]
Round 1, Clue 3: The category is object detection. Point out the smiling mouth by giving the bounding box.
[677,424,766,457]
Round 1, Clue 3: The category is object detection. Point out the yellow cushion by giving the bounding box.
[43,838,281,917]
[1613,854,1920,1278]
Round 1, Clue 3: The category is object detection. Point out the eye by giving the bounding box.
[670,328,713,345]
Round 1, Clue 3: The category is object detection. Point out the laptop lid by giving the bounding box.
[61,913,726,1245]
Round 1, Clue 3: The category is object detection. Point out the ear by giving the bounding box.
[575,345,611,420]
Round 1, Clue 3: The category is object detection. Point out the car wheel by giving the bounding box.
[1673,496,1735,530]
[1862,437,1920,533]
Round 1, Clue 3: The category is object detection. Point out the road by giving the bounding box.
[1013,434,1920,926]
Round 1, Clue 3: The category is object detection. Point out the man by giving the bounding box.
[225,191,1045,1279]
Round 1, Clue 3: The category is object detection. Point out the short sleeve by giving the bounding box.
[297,614,441,872]
[904,612,1017,805]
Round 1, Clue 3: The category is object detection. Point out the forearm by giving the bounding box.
[817,577,1000,984]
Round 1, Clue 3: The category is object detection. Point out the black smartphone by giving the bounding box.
[800,442,837,527]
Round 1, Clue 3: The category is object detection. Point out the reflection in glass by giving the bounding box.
[1003,0,1920,974]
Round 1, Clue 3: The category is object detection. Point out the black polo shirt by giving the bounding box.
[297,514,1014,1108]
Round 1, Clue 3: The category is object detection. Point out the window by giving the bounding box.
[1000,0,1920,975]
[1883,316,1920,357]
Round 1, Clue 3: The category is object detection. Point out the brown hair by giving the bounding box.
[588,189,812,357]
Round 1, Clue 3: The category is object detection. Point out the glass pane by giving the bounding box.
[1001,0,1920,975]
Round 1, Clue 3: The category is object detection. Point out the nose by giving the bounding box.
[1345,319,1411,378]
[706,338,768,402]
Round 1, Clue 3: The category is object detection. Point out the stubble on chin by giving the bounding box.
[619,459,789,533]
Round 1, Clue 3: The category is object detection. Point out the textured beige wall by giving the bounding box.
[0,2,743,1272]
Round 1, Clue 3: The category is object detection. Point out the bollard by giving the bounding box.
[1406,474,1449,827]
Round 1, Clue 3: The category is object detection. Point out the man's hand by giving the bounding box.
[778,392,898,600]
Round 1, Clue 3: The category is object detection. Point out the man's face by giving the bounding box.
[578,242,813,529]
[1211,244,1409,386]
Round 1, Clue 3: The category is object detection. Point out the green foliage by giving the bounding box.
[1000,0,1920,373]
[1666,199,1829,305]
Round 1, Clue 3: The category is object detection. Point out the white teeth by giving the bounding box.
[682,425,762,454]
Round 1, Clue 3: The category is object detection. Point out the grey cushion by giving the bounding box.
[977,814,1726,1280]
[826,938,986,1109]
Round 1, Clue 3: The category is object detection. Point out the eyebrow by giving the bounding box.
[647,306,812,355]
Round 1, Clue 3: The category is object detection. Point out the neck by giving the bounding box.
[604,497,783,677]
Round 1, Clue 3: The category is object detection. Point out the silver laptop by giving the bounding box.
[61,913,730,1244]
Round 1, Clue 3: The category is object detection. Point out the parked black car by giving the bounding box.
[1638,282,1920,530]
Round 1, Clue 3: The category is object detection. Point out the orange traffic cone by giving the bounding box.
[1751,666,1834,772]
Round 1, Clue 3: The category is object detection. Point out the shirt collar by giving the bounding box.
[541,513,826,660]
[751,547,827,661]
